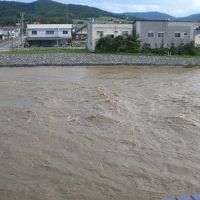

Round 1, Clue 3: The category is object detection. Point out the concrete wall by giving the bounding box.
[135,21,167,48]
[167,22,193,47]
[135,21,200,49]
[194,30,200,47]
[87,23,133,51]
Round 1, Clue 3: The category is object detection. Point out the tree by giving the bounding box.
[95,34,140,53]
[124,35,140,53]
[96,35,114,52]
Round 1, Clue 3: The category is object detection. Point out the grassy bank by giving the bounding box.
[1,48,90,55]
[1,48,200,59]
[184,63,200,68]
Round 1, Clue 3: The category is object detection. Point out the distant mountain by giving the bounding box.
[178,14,200,22]
[122,12,175,20]
[1,0,200,25]
[0,0,120,25]
[122,11,200,22]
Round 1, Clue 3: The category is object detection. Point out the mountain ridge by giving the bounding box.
[122,11,200,22]
[121,11,176,21]
[0,0,120,25]
[0,0,200,25]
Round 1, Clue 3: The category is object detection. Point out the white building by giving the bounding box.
[87,23,133,51]
[26,24,72,47]
[0,26,19,39]
[0,33,5,41]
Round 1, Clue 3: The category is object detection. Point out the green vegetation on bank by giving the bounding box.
[184,63,200,68]
[1,48,89,55]
[96,35,200,57]
[96,35,140,53]
[1,47,200,58]
[141,41,200,56]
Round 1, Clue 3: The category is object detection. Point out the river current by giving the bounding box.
[0,66,200,200]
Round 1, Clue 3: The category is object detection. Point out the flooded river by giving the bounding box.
[0,66,200,200]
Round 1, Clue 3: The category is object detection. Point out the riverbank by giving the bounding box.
[0,53,200,67]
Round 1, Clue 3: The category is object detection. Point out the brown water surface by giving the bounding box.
[0,66,200,200]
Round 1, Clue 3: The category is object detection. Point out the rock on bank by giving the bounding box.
[0,53,200,67]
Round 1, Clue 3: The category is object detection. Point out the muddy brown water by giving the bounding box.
[0,66,200,200]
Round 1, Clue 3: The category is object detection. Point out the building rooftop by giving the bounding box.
[134,19,200,23]
[89,23,133,27]
[27,24,73,29]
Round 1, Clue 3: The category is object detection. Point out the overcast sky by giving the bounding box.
[4,0,200,17]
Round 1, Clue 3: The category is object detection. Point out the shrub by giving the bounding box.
[95,34,140,53]
[170,41,200,56]
[96,36,200,56]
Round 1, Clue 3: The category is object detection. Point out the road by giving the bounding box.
[0,38,21,52]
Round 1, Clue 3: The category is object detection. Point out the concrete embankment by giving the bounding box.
[0,53,200,67]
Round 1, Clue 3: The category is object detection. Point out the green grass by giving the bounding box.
[1,48,90,55]
[169,54,200,58]
[1,48,200,59]
[184,63,200,68]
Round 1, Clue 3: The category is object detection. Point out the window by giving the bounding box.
[46,30,54,35]
[32,31,37,35]
[97,31,104,37]
[174,32,181,38]
[109,34,114,38]
[122,31,128,37]
[148,32,154,38]
[143,43,151,48]
[158,32,164,38]
[184,32,188,36]
[196,26,200,30]
[63,30,68,34]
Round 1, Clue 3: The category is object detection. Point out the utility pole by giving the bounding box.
[66,4,69,24]
[20,12,24,47]
[16,19,21,51]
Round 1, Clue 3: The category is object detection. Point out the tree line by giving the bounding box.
[95,35,200,56]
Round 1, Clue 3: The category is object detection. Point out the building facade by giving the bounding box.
[134,20,200,48]
[0,33,5,41]
[73,24,87,42]
[26,24,72,47]
[194,28,200,46]
[87,23,133,51]
[0,26,19,39]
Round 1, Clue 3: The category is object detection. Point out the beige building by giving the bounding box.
[87,23,133,51]
[87,21,200,51]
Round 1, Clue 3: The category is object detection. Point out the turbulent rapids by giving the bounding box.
[0,66,200,200]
